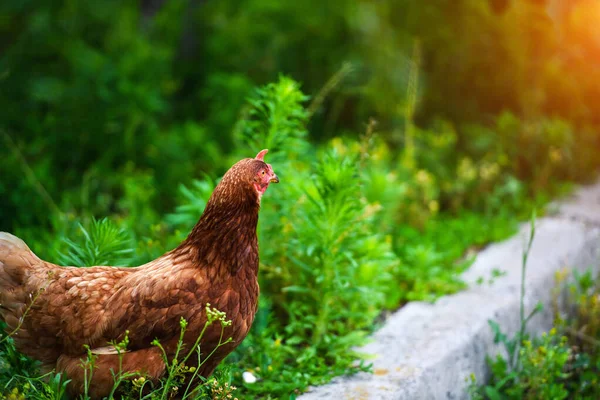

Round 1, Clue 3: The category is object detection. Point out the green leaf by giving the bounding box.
[484,386,503,400]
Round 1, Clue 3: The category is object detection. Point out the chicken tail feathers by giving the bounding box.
[0,232,37,288]
[0,232,30,251]
[0,232,37,331]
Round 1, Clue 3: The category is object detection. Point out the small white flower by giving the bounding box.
[242,371,258,384]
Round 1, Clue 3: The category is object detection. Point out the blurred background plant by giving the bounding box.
[1,0,600,398]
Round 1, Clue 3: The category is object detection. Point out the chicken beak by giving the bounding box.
[270,174,280,183]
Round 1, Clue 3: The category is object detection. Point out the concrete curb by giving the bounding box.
[299,182,600,400]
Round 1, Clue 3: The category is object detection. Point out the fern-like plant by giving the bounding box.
[236,75,310,164]
[58,218,134,267]
[165,178,215,229]
[222,76,398,396]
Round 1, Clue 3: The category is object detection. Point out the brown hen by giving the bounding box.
[0,149,279,398]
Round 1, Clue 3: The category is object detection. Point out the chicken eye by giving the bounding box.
[261,170,265,176]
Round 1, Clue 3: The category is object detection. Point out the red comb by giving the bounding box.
[255,149,268,161]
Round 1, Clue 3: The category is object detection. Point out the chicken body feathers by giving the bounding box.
[0,231,258,398]
[0,244,258,365]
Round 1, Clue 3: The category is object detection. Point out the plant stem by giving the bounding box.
[514,210,537,370]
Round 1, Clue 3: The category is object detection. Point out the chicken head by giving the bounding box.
[253,149,279,195]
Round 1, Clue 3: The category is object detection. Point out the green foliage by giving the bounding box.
[0,0,225,233]
[469,213,550,399]
[0,326,41,392]
[473,329,572,400]
[472,278,600,400]
[558,270,600,398]
[236,76,310,162]
[0,372,71,400]
[166,179,216,230]
[222,78,395,396]
[58,218,134,267]
[2,0,600,394]
[471,221,600,399]
[3,0,600,234]
[5,65,600,397]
